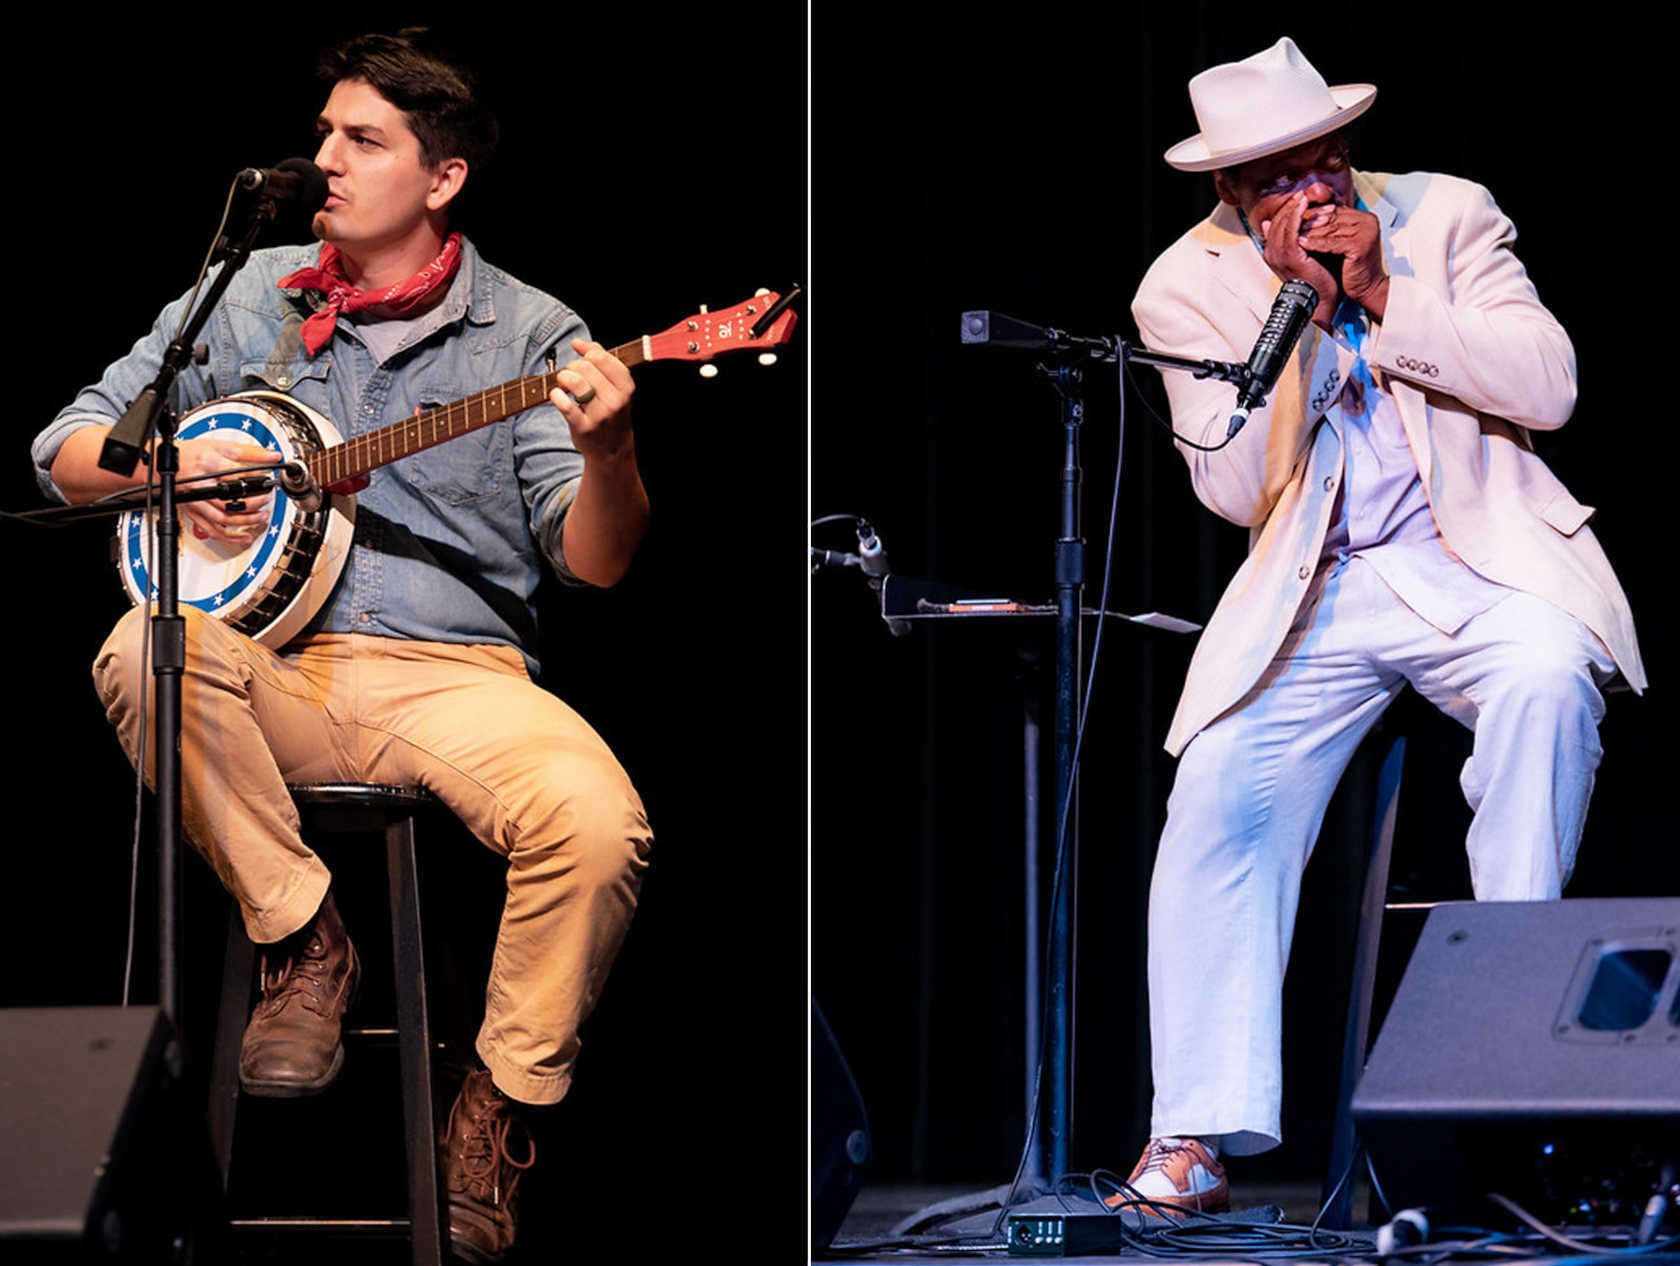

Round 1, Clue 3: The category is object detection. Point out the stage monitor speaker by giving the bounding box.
[0,1006,224,1261]
[1352,899,1680,1224]
[812,999,870,1254]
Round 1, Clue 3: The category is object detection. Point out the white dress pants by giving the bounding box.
[1147,557,1615,1155]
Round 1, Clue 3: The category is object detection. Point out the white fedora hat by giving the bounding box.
[1165,37,1376,173]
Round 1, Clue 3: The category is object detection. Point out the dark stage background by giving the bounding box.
[5,6,806,1259]
[812,5,1680,1197]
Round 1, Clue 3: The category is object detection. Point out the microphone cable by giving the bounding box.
[1123,356,1246,453]
[122,456,158,1007]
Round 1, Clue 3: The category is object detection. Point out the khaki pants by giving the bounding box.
[94,606,653,1106]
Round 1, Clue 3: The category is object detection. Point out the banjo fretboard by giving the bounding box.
[305,337,647,490]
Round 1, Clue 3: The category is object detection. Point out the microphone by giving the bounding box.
[1226,278,1319,439]
[278,460,323,513]
[854,520,910,637]
[856,520,890,585]
[235,158,329,214]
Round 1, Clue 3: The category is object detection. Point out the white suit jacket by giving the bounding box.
[1133,170,1645,757]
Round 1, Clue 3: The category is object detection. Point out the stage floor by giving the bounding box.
[824,1178,1381,1263]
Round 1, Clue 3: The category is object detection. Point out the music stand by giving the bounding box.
[870,574,1197,1236]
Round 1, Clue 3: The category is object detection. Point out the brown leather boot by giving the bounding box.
[438,1068,536,1264]
[239,890,360,1096]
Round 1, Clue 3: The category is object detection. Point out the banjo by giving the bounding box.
[116,289,799,648]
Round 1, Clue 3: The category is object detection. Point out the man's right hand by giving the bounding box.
[175,435,282,544]
[1258,192,1339,329]
[48,425,281,543]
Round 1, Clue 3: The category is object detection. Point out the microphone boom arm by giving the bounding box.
[1120,342,1251,387]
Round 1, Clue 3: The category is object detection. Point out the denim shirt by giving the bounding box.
[32,237,588,676]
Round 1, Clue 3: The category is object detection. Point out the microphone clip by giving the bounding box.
[278,460,322,513]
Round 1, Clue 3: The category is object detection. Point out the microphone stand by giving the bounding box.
[86,193,283,1027]
[1042,351,1083,1186]
[921,312,1250,1230]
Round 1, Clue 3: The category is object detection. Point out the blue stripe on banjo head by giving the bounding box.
[122,404,289,609]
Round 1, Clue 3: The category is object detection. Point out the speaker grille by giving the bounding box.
[1576,946,1674,1031]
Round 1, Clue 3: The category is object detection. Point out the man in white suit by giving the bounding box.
[1121,38,1644,1211]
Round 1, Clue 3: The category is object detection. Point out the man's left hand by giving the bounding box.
[1299,205,1390,321]
[550,339,636,464]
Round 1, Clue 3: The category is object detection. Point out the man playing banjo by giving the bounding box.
[31,29,651,1263]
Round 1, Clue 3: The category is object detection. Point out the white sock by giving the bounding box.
[1159,1134,1221,1159]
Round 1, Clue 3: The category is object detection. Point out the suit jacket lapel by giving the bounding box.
[1355,170,1400,231]
[1355,172,1405,299]
[1190,201,1279,323]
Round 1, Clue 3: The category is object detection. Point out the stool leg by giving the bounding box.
[210,899,255,1194]
[388,814,444,1266]
[1323,735,1407,1228]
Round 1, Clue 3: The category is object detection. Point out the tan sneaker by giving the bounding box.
[438,1069,536,1264]
[1105,1137,1229,1215]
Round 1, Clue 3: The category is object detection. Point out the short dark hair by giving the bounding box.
[316,28,498,175]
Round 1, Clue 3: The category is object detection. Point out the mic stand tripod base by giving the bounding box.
[886,1180,1052,1243]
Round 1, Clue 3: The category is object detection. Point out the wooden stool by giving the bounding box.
[207,783,446,1265]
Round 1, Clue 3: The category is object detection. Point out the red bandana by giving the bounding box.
[278,232,464,356]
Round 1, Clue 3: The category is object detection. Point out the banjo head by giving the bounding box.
[115,391,355,649]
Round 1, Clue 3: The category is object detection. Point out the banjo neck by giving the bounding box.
[113,288,799,652]
[305,338,646,491]
[302,285,801,493]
